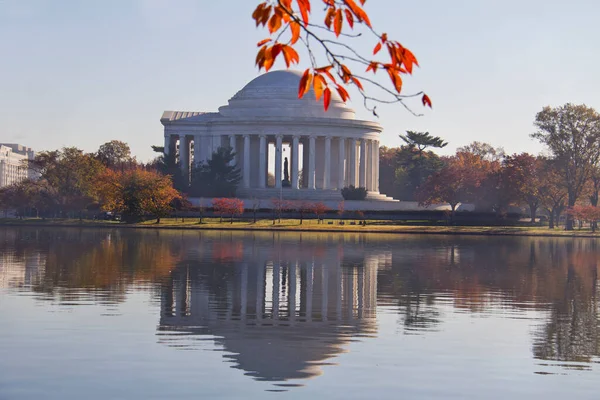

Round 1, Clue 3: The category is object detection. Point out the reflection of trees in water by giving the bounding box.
[378,237,600,366]
[2,228,599,371]
[0,228,178,303]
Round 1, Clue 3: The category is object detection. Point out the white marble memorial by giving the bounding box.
[161,70,395,201]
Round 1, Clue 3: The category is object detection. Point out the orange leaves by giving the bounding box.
[323,87,331,110]
[254,0,432,113]
[373,42,382,55]
[422,94,432,108]
[335,84,349,102]
[252,2,271,27]
[342,0,371,27]
[313,74,326,100]
[281,45,299,67]
[290,20,301,44]
[297,0,311,26]
[256,43,299,71]
[298,69,313,98]
[386,67,403,93]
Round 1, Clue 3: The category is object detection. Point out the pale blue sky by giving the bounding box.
[1,0,599,161]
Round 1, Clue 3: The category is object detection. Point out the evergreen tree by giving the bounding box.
[190,147,241,197]
[399,131,448,158]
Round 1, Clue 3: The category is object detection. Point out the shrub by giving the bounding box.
[341,185,367,200]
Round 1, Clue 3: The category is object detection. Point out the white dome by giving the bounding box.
[218,70,356,119]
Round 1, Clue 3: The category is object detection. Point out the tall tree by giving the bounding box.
[538,159,567,229]
[457,141,505,162]
[399,131,447,158]
[96,140,133,170]
[532,103,600,230]
[190,147,241,197]
[417,152,489,222]
[502,153,544,223]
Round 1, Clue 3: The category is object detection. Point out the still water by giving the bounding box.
[0,227,599,399]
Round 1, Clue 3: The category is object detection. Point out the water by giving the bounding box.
[0,227,598,399]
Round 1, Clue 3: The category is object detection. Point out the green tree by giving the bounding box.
[532,103,600,230]
[96,140,133,170]
[29,147,105,218]
[399,131,447,158]
[379,145,443,201]
[147,145,186,192]
[190,147,241,197]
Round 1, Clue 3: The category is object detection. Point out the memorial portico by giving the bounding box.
[161,70,390,200]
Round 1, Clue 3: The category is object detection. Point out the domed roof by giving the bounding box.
[218,70,356,119]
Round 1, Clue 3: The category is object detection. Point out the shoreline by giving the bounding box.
[1,219,599,239]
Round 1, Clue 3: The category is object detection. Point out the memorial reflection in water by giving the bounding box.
[1,228,600,397]
[158,235,388,383]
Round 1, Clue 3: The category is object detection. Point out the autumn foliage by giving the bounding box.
[253,0,430,113]
[212,198,245,223]
[96,168,181,223]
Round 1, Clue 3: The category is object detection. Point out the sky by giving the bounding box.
[1,0,600,162]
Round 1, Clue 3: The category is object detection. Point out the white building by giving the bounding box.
[161,70,395,202]
[0,143,35,187]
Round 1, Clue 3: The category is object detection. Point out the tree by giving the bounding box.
[253,0,431,115]
[212,198,245,223]
[148,145,187,192]
[417,152,489,222]
[457,141,505,162]
[532,104,600,230]
[96,140,133,170]
[538,160,567,229]
[566,205,600,232]
[96,168,181,223]
[29,147,105,218]
[502,153,544,223]
[271,198,293,223]
[190,147,241,197]
[337,200,345,223]
[310,202,328,223]
[399,131,447,158]
[294,201,312,224]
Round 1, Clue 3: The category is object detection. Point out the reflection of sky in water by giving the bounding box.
[0,228,599,399]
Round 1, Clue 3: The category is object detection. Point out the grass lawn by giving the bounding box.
[1,217,600,237]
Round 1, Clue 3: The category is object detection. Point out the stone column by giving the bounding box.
[366,140,372,191]
[308,135,316,189]
[212,135,221,155]
[338,137,345,189]
[375,140,380,191]
[359,139,366,188]
[229,135,236,166]
[180,135,190,178]
[348,139,356,187]
[259,135,267,188]
[193,135,203,165]
[291,135,300,189]
[164,134,172,156]
[275,135,283,189]
[243,135,251,188]
[324,136,331,189]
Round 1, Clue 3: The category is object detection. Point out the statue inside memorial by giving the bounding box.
[283,157,291,187]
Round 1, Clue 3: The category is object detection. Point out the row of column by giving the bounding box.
[165,133,379,191]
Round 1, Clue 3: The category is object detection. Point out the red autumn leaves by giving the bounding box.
[252,0,432,112]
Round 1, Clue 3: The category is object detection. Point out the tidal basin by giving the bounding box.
[0,227,598,399]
